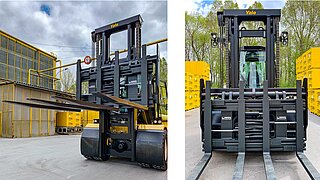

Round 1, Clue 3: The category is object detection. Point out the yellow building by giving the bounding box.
[0,30,71,137]
[0,30,56,89]
[296,47,320,116]
[0,80,73,137]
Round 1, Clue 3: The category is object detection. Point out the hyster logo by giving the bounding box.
[111,23,119,28]
[246,10,256,15]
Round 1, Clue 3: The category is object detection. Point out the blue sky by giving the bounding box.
[186,0,286,15]
[40,4,51,16]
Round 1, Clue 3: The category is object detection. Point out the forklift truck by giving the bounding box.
[4,15,167,170]
[188,9,320,179]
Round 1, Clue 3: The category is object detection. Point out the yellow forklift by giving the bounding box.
[4,15,168,170]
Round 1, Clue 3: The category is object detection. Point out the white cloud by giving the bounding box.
[186,0,286,16]
[185,0,202,13]
[185,0,213,16]
[235,0,286,9]
[0,1,167,73]
[235,0,256,8]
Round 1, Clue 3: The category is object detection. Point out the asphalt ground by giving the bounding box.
[185,108,320,180]
[0,135,166,180]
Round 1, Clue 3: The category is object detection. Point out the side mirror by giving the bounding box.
[280,31,288,46]
[211,32,218,47]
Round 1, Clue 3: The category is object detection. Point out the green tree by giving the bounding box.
[185,0,320,88]
[160,57,167,82]
[185,0,239,87]
[60,69,76,93]
[281,0,320,87]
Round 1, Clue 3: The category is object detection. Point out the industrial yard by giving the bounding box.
[0,135,166,180]
[186,108,320,179]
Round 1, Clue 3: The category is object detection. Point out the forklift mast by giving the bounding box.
[91,15,142,64]
[77,15,161,121]
[216,9,281,88]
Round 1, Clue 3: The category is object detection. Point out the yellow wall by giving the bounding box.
[0,84,56,138]
[296,48,320,115]
[185,61,210,111]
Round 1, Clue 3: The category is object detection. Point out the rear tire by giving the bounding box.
[136,130,167,171]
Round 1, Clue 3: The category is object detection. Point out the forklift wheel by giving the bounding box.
[136,130,167,171]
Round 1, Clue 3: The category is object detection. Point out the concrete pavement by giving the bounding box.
[0,135,166,180]
[185,108,320,180]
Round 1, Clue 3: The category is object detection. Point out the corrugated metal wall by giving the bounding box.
[0,84,56,138]
[0,84,14,137]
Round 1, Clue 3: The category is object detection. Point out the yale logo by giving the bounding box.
[246,10,256,15]
[111,23,119,28]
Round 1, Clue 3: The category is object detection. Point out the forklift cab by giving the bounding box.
[239,46,266,88]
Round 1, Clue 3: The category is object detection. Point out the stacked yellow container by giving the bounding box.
[296,48,320,116]
[82,110,99,127]
[185,61,210,111]
[56,112,83,134]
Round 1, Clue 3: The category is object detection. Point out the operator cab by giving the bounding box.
[239,46,266,88]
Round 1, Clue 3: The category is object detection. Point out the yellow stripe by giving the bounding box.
[47,96,50,135]
[11,84,14,137]
[39,92,42,135]
[138,124,165,130]
[29,89,32,137]
[85,123,99,128]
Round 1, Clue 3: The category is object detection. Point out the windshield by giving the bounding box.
[239,48,266,88]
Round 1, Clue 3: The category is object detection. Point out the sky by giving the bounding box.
[186,0,286,15]
[0,1,167,72]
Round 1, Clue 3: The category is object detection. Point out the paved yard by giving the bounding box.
[0,135,166,180]
[186,108,320,179]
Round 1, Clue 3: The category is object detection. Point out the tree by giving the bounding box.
[185,0,239,87]
[82,81,89,94]
[280,0,320,87]
[186,0,320,88]
[55,80,62,91]
[160,57,167,82]
[60,69,76,93]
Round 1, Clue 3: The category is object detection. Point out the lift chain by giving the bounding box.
[96,33,102,65]
[219,25,224,88]
[225,17,230,88]
[136,22,142,58]
[275,17,280,87]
